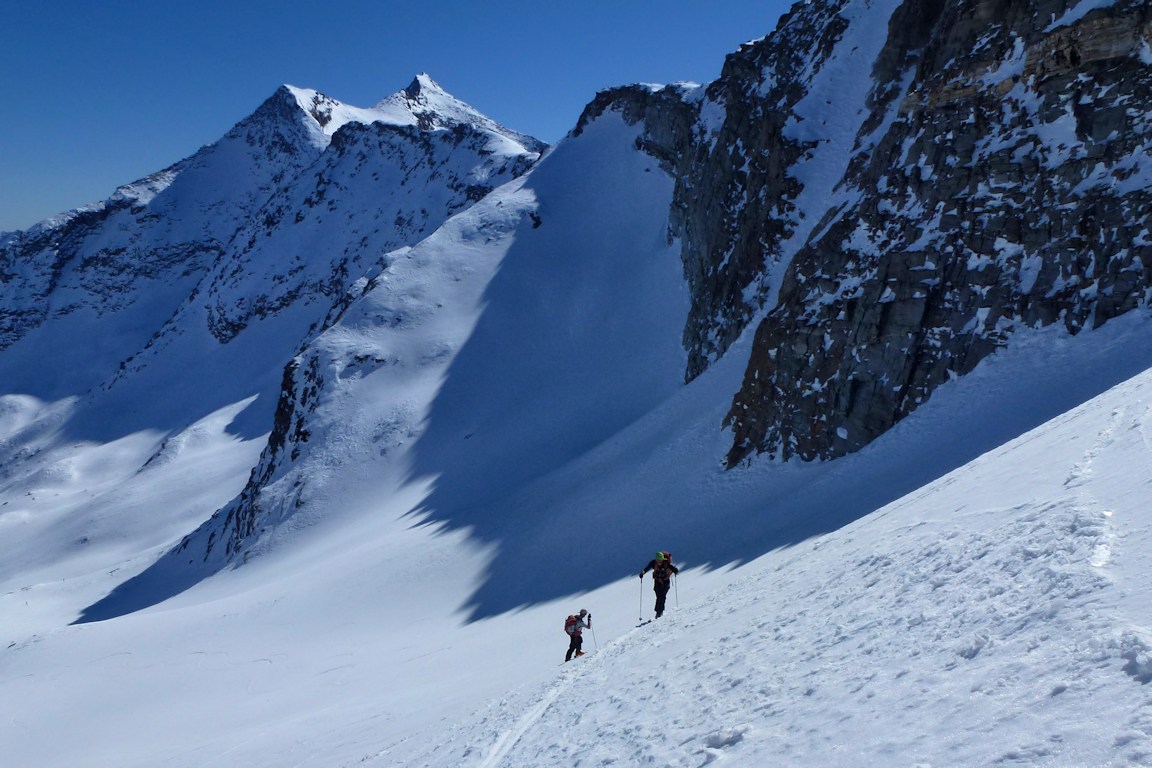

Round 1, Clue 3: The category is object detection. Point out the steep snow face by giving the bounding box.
[98,107,689,613]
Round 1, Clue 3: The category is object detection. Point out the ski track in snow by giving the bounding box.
[472,678,566,768]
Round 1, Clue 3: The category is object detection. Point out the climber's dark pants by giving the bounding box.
[565,633,583,661]
[654,581,670,617]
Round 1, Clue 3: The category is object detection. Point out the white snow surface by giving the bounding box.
[5,98,1152,768]
[1045,0,1123,31]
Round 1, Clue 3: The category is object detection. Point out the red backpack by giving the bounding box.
[564,615,579,635]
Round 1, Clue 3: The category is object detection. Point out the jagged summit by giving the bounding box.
[270,75,545,154]
[401,72,453,101]
[375,72,547,152]
[373,72,483,128]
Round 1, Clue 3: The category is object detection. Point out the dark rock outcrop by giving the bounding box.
[573,0,1152,466]
[724,0,1152,463]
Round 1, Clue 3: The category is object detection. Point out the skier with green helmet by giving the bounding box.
[639,551,679,618]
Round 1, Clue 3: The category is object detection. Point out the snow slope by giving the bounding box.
[5,107,1152,765]
[5,296,1152,768]
[409,326,1152,768]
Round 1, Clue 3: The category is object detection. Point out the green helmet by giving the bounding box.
[655,551,665,561]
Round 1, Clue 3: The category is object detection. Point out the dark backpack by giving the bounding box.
[652,556,674,583]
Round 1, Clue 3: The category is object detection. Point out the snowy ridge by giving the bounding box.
[282,74,544,157]
[282,84,383,142]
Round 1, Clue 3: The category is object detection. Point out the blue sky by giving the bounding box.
[0,1,796,233]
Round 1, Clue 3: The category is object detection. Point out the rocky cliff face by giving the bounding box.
[581,0,1152,465]
[725,0,1152,464]
[572,3,842,381]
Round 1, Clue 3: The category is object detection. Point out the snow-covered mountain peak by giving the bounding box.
[403,71,451,100]
[280,84,348,138]
[373,73,547,152]
[271,76,545,155]
[279,84,403,142]
[8,2,1152,766]
[374,72,476,126]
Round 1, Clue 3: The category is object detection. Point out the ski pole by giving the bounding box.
[674,574,680,609]
[639,574,645,621]
[590,622,598,651]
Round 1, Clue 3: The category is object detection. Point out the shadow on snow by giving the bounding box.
[406,307,1152,621]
